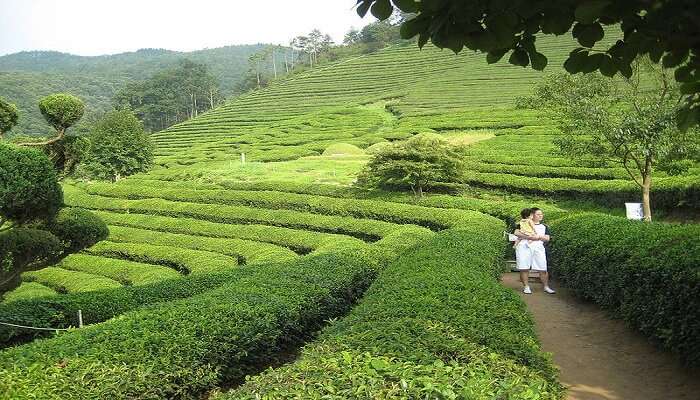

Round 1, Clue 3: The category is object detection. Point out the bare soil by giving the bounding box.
[501,272,700,400]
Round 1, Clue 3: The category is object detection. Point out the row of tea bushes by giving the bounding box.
[461,172,699,209]
[224,211,562,399]
[22,267,121,294]
[0,240,401,398]
[549,214,700,366]
[106,225,297,264]
[78,181,467,231]
[57,253,181,286]
[64,185,403,241]
[93,210,364,254]
[85,241,239,275]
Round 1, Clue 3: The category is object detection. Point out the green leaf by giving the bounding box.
[648,45,664,63]
[679,82,700,95]
[581,53,605,73]
[486,48,509,64]
[542,11,574,35]
[662,50,689,68]
[615,59,633,78]
[530,51,548,71]
[371,0,393,20]
[574,1,610,24]
[356,0,371,17]
[564,50,589,74]
[677,104,700,132]
[417,32,429,48]
[598,55,617,77]
[400,16,429,39]
[508,48,530,67]
[573,22,605,48]
[370,358,390,371]
[393,0,417,13]
[674,66,694,83]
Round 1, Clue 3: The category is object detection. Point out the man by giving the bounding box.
[514,207,555,294]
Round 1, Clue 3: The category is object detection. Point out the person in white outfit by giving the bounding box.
[514,207,555,294]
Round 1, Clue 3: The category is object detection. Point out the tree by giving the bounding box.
[357,133,464,197]
[84,109,154,182]
[344,27,362,45]
[114,60,222,131]
[0,143,63,228]
[355,0,700,130]
[0,97,19,138]
[18,94,85,146]
[521,65,700,221]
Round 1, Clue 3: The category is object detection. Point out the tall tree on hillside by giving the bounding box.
[343,27,362,45]
[84,109,154,182]
[521,63,700,221]
[113,59,221,132]
[0,97,19,139]
[248,52,265,88]
[354,0,700,130]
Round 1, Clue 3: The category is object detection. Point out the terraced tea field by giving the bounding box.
[1,29,699,399]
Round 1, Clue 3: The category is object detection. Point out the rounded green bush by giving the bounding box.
[49,208,108,252]
[364,141,392,154]
[0,228,63,273]
[38,93,84,133]
[322,143,366,156]
[0,143,63,225]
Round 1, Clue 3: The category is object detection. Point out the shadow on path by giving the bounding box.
[501,271,700,400]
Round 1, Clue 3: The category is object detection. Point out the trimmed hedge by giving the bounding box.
[64,185,403,241]
[127,178,567,226]
[0,225,432,349]
[106,225,297,264]
[0,245,384,398]
[58,253,180,286]
[85,241,239,274]
[22,267,122,294]
[93,210,363,254]
[0,228,63,273]
[48,208,108,252]
[225,211,562,398]
[461,172,699,209]
[78,182,465,231]
[1,282,56,304]
[549,214,700,366]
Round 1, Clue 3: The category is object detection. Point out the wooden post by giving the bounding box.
[241,153,246,165]
[77,310,83,328]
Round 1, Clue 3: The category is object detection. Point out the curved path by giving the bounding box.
[501,272,700,400]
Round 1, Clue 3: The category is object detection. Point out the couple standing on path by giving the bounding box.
[514,207,555,295]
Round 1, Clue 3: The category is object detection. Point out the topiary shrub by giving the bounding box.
[0,228,63,293]
[0,143,63,225]
[48,208,108,252]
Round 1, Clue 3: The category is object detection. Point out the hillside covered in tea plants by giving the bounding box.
[1,23,699,399]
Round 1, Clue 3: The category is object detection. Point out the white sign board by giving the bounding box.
[625,202,644,220]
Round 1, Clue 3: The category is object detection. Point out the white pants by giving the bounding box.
[515,241,547,272]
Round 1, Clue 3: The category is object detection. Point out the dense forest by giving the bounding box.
[0,45,274,135]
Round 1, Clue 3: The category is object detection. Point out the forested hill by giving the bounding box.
[0,44,273,136]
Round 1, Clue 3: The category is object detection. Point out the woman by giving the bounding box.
[514,207,555,294]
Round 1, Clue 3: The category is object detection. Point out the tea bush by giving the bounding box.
[550,213,700,366]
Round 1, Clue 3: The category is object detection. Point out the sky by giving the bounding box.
[0,0,373,57]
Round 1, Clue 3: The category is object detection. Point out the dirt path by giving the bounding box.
[501,272,700,400]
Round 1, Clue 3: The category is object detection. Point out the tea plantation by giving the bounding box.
[1,30,698,399]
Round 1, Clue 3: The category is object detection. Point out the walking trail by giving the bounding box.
[501,272,700,400]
